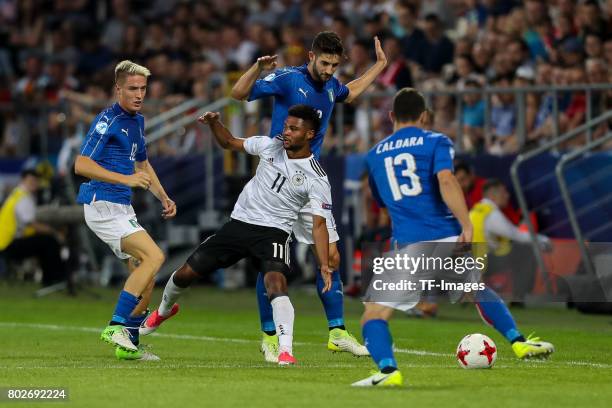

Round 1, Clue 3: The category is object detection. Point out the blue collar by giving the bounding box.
[297,64,326,89]
[112,102,136,117]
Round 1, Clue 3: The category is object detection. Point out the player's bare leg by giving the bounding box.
[140,262,200,335]
[115,257,160,360]
[310,242,369,356]
[100,230,165,351]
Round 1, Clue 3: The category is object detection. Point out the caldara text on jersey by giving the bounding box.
[376,136,424,154]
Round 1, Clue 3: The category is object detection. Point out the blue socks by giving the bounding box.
[362,319,397,371]
[316,269,345,328]
[126,313,147,346]
[475,286,524,343]
[256,268,346,333]
[256,272,276,333]
[110,290,140,325]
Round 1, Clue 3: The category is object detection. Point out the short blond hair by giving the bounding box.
[115,60,151,84]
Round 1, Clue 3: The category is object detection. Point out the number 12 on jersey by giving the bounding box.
[384,153,422,201]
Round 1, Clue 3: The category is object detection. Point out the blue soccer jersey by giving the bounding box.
[248,64,349,159]
[76,102,147,205]
[366,126,461,245]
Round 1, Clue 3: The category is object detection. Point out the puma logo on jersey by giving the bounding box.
[121,128,129,137]
[298,88,309,98]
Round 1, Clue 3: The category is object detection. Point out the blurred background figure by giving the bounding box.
[0,169,67,287]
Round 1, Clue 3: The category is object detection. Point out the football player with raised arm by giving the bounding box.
[141,105,334,365]
[231,31,387,360]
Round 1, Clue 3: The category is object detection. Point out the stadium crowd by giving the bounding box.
[1,0,611,161]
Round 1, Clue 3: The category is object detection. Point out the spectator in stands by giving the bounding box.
[420,13,455,76]
[471,41,492,74]
[394,1,427,66]
[586,58,609,118]
[507,38,533,72]
[577,0,607,39]
[9,0,44,50]
[490,74,518,154]
[454,161,486,210]
[451,53,478,87]
[101,0,141,53]
[14,53,45,102]
[560,37,585,68]
[584,33,604,60]
[460,77,486,151]
[0,169,67,286]
[345,38,374,79]
[513,66,540,138]
[1,0,611,160]
[377,36,413,90]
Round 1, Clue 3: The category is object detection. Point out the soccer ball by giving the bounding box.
[456,333,497,369]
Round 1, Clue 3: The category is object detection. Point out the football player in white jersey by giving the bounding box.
[141,105,333,365]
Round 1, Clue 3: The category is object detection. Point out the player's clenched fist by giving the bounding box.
[198,112,220,124]
[125,171,151,189]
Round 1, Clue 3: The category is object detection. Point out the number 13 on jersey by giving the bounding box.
[384,153,422,201]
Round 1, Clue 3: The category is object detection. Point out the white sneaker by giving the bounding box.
[260,333,279,363]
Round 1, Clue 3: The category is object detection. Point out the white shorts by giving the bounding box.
[366,235,480,312]
[83,200,144,259]
[292,208,339,244]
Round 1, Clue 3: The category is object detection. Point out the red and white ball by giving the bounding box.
[456,333,497,369]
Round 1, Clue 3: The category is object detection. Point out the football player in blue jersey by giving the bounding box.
[74,60,177,361]
[232,31,387,360]
[353,88,554,387]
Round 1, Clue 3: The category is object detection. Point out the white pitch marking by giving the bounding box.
[2,322,610,369]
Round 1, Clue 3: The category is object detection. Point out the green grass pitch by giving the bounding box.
[1,283,611,407]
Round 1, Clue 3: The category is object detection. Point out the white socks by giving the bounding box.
[158,272,184,316]
[271,295,294,354]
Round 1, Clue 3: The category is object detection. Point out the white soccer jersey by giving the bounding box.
[231,136,333,234]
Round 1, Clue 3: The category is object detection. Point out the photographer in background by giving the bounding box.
[0,169,67,286]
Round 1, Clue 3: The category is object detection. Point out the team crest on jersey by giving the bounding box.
[328,89,334,103]
[292,170,305,186]
[95,121,108,134]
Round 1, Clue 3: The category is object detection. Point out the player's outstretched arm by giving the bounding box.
[312,215,332,292]
[74,155,151,189]
[135,160,177,219]
[230,55,278,100]
[197,112,246,152]
[437,170,473,243]
[344,36,387,103]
